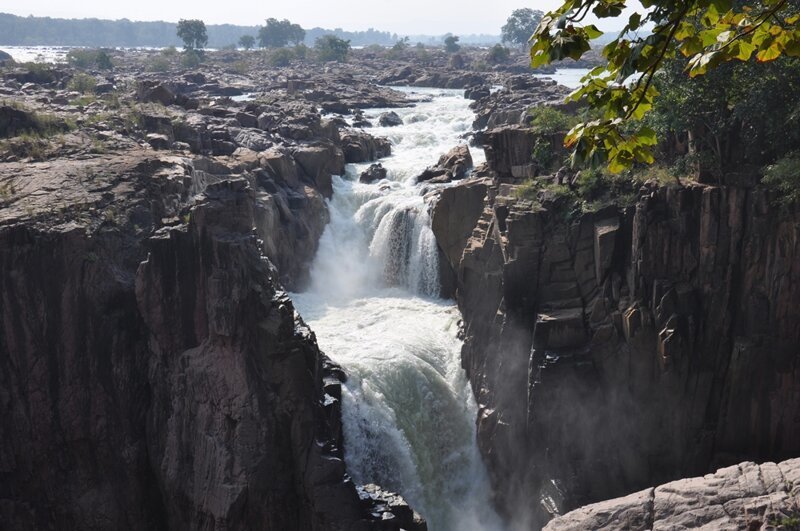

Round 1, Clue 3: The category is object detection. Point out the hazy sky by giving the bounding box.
[4,0,635,35]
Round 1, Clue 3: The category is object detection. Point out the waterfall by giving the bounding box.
[292,88,503,531]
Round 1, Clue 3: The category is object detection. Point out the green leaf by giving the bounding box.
[585,25,604,39]
[637,127,658,146]
[756,43,782,62]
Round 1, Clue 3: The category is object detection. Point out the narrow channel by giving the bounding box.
[292,87,504,531]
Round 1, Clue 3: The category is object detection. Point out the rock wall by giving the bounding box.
[432,176,800,527]
[0,155,423,530]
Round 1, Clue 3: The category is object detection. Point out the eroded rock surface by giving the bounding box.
[545,459,800,531]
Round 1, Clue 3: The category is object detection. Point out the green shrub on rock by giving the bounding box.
[763,152,800,207]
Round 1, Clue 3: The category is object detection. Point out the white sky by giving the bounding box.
[3,0,636,35]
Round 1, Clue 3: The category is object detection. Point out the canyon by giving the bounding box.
[1,46,799,530]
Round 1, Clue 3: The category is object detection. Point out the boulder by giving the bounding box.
[378,111,403,127]
[136,81,176,106]
[436,144,473,180]
[292,143,345,198]
[234,129,272,152]
[0,105,39,138]
[359,163,388,183]
[415,144,473,183]
[0,50,13,66]
[340,130,391,163]
[146,133,171,150]
[465,84,490,100]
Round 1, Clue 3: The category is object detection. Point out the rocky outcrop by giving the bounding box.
[432,178,800,527]
[378,111,403,127]
[470,77,571,130]
[340,130,391,163]
[545,458,800,531]
[0,153,425,530]
[416,144,474,184]
[360,163,388,183]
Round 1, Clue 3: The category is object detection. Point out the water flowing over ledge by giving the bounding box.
[292,88,503,531]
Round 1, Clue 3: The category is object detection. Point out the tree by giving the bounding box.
[647,55,800,178]
[176,19,207,51]
[315,35,350,62]
[239,35,255,50]
[287,23,306,46]
[501,8,544,48]
[444,35,460,53]
[258,18,305,48]
[531,0,800,173]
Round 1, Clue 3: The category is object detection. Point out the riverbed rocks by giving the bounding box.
[470,76,572,130]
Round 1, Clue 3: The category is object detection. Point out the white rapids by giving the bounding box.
[292,87,504,531]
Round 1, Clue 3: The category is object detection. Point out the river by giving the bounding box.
[291,88,505,531]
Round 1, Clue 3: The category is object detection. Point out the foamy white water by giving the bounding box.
[292,88,503,531]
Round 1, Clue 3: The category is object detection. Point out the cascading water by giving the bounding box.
[292,88,504,531]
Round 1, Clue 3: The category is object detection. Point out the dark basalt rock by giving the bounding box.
[415,144,473,184]
[378,111,403,127]
[360,163,388,183]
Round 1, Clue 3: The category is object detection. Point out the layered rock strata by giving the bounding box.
[432,173,800,527]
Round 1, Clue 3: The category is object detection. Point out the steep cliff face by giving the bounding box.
[432,173,800,526]
[0,154,423,530]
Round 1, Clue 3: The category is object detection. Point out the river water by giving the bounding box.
[291,88,505,531]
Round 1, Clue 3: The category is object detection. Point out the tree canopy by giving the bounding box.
[444,35,461,53]
[176,19,207,51]
[502,8,545,48]
[530,0,800,172]
[239,35,255,50]
[258,18,306,48]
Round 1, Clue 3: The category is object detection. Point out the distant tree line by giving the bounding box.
[0,13,503,48]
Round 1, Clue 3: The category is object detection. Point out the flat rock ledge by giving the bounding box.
[545,459,800,530]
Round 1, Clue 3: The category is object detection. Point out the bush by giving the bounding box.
[18,63,57,84]
[66,49,113,70]
[293,43,309,60]
[268,48,293,67]
[315,35,350,62]
[148,57,170,72]
[529,106,578,135]
[486,44,511,64]
[532,136,556,170]
[161,46,178,57]
[763,152,800,207]
[67,73,97,94]
[180,49,203,68]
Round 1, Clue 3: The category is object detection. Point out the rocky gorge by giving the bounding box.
[0,44,799,531]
